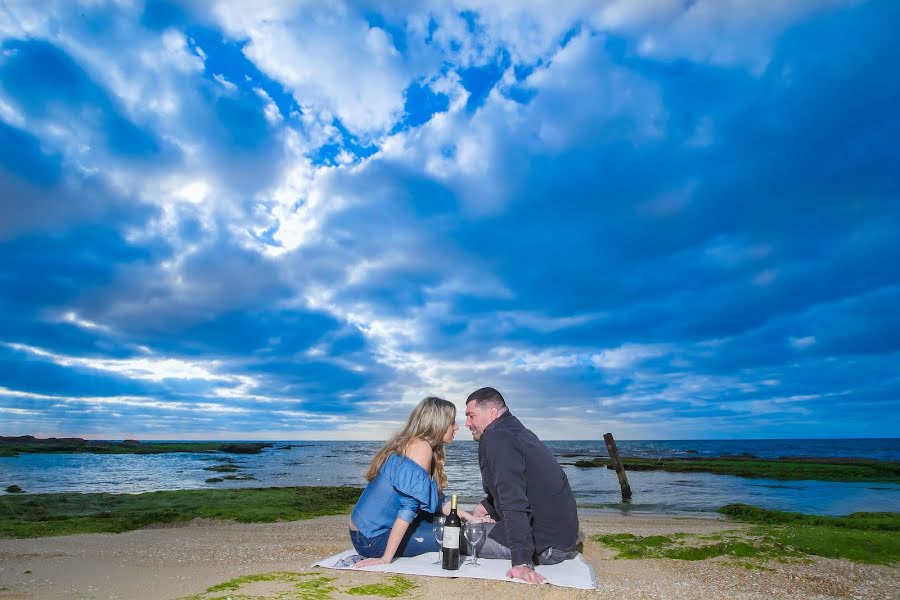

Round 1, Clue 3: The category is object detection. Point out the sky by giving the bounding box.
[0,0,898,441]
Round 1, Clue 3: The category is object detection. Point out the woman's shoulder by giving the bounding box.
[382,441,441,511]
[402,438,433,471]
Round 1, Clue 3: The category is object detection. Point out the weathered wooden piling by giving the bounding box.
[603,432,632,500]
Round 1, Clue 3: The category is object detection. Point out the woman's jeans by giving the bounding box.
[350,515,440,558]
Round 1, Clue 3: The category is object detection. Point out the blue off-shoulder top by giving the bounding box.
[351,453,443,538]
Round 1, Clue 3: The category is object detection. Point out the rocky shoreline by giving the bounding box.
[0,436,271,457]
[568,454,900,482]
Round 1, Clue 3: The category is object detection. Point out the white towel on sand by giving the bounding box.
[314,550,596,590]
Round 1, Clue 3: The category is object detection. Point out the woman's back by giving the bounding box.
[351,449,441,538]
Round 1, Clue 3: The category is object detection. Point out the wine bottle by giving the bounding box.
[442,494,461,570]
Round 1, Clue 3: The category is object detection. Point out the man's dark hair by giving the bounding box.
[466,387,507,410]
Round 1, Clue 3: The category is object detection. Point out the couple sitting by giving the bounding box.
[348,387,580,584]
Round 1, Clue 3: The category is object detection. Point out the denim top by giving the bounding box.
[351,453,442,538]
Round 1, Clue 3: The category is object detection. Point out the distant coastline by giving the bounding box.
[569,455,900,483]
[0,435,271,457]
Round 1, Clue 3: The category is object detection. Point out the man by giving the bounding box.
[464,387,580,584]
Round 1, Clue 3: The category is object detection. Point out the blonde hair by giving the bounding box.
[365,396,456,492]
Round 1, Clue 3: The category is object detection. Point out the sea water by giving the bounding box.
[1,439,898,516]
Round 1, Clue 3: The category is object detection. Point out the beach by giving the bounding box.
[1,512,896,600]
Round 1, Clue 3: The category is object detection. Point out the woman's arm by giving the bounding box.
[354,439,435,568]
[352,516,412,567]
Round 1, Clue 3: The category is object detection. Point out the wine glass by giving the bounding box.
[463,521,485,566]
[431,515,445,564]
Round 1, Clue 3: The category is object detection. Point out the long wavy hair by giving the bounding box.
[365,396,456,492]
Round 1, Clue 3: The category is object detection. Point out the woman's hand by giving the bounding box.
[352,556,390,568]
[456,504,496,524]
[466,514,495,524]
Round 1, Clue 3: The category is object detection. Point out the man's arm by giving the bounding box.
[483,431,535,567]
[476,494,498,520]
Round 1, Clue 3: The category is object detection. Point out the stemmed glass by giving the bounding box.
[463,521,485,566]
[431,516,445,564]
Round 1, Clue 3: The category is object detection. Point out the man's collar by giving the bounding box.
[484,408,512,435]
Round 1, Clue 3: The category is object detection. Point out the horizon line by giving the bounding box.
[3,435,898,443]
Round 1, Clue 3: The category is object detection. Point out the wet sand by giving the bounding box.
[0,512,896,599]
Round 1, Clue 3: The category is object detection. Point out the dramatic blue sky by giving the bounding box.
[1,0,898,440]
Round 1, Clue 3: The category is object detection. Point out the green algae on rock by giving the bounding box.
[570,456,900,483]
[0,436,272,457]
[179,572,418,600]
[0,486,361,538]
[346,575,417,598]
[592,504,900,566]
[203,464,240,472]
[181,571,335,600]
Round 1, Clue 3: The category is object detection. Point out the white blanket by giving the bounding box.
[314,550,597,590]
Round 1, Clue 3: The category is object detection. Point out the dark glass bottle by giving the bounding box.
[442,494,461,570]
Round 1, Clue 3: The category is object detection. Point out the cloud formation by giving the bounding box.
[1,0,897,439]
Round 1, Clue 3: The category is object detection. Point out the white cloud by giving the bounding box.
[725,393,822,416]
[213,1,413,137]
[595,0,684,30]
[526,30,665,142]
[254,87,282,124]
[790,335,816,349]
[494,347,582,371]
[214,73,238,92]
[704,237,773,267]
[262,161,343,254]
[752,268,778,287]
[55,311,116,335]
[596,0,860,69]
[4,341,238,383]
[493,310,605,333]
[0,95,25,127]
[0,407,40,415]
[592,343,668,369]
[0,385,271,417]
[423,0,593,67]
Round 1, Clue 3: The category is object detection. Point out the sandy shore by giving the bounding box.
[0,512,896,599]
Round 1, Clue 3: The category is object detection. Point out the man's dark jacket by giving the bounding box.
[478,410,579,566]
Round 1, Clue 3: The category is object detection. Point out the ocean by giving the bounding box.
[1,439,898,516]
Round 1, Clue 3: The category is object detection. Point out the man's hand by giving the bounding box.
[352,556,389,568]
[472,503,490,518]
[507,565,545,584]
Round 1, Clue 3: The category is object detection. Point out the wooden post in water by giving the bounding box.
[603,432,632,501]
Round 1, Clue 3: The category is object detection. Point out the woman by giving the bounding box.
[350,396,475,567]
